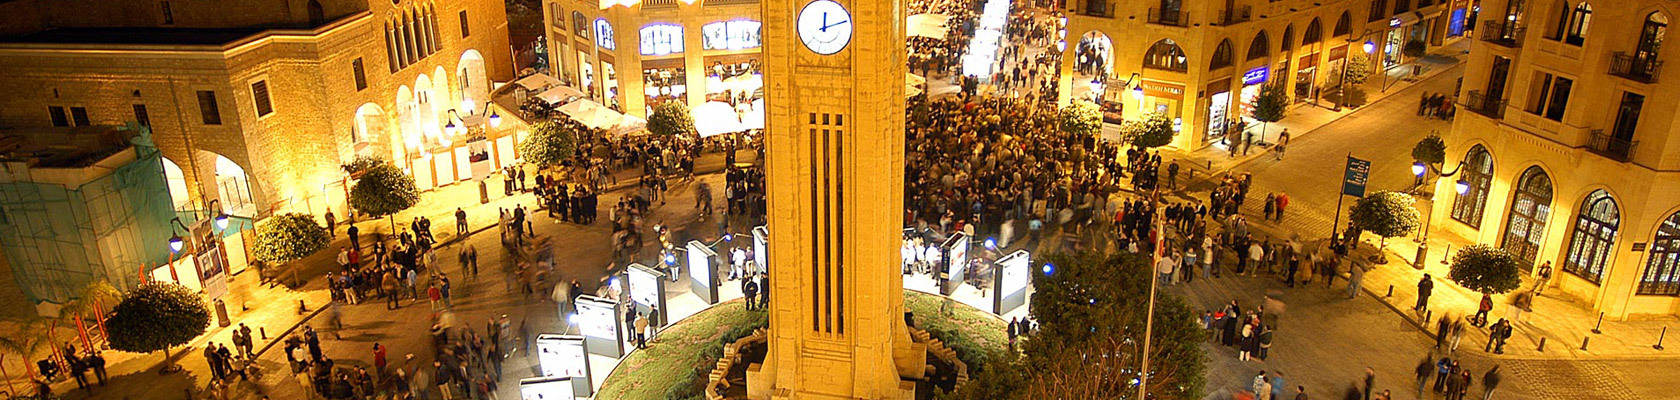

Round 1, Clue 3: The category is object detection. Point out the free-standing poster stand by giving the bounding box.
[687,240,719,304]
[625,263,669,327]
[941,232,969,296]
[992,250,1030,315]
[752,226,769,275]
[518,376,577,400]
[572,295,624,358]
[533,334,592,397]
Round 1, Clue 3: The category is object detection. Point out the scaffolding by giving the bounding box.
[0,126,174,305]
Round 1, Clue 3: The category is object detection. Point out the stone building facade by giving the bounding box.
[0,0,512,219]
[1060,0,1476,150]
[1435,0,1680,319]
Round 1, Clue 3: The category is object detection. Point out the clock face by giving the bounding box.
[797,0,852,55]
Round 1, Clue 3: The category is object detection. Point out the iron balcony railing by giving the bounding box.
[1610,52,1663,83]
[1480,21,1524,48]
[1213,6,1252,26]
[1462,90,1505,119]
[1587,129,1638,162]
[1149,8,1190,27]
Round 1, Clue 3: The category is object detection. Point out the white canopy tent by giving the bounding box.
[907,14,951,39]
[513,73,563,91]
[739,99,765,131]
[535,85,585,104]
[557,99,625,130]
[906,73,927,86]
[612,114,648,135]
[692,101,744,137]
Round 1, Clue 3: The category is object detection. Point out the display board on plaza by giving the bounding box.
[573,294,623,358]
[688,240,719,304]
[752,226,768,275]
[534,334,592,397]
[942,232,969,296]
[625,263,668,326]
[519,376,576,400]
[992,250,1030,315]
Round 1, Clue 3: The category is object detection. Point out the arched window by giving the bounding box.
[1247,32,1270,60]
[1640,211,1680,295]
[1451,145,1494,226]
[1369,0,1389,22]
[1636,12,1668,66]
[1335,11,1352,37]
[1303,19,1324,46]
[1562,190,1618,283]
[1144,39,1187,72]
[1282,25,1295,52]
[308,0,325,26]
[1566,3,1592,45]
[1502,166,1554,268]
[573,11,590,38]
[385,22,399,72]
[1211,39,1234,69]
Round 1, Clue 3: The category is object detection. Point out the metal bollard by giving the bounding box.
[1657,327,1668,351]
[1581,337,1590,351]
[1386,285,1393,297]
[1593,312,1604,334]
[297,300,307,314]
[1425,310,1433,325]
[260,327,268,340]
[1536,337,1546,352]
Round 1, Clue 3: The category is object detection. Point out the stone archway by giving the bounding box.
[354,103,388,158]
[160,156,193,211]
[457,49,490,115]
[199,151,255,216]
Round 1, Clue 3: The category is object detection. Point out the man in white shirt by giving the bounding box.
[1248,241,1265,277]
[1156,251,1179,285]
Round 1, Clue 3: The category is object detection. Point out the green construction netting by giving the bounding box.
[0,130,175,305]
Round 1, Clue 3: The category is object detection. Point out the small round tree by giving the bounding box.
[1448,245,1524,295]
[1124,112,1175,149]
[105,283,210,371]
[520,119,580,169]
[253,213,330,285]
[647,101,696,138]
[1350,191,1421,262]
[1413,135,1447,166]
[1251,82,1288,144]
[1058,100,1103,138]
[350,161,421,231]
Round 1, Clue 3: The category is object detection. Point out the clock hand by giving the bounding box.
[821,12,829,32]
[822,19,850,31]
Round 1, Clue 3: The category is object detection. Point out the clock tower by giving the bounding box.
[755,0,918,397]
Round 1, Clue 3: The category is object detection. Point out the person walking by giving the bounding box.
[455,208,468,235]
[1274,192,1288,221]
[1474,293,1493,327]
[1007,318,1020,350]
[347,224,360,250]
[1534,261,1554,295]
[325,210,337,238]
[234,323,254,359]
[1481,366,1501,400]
[1415,356,1433,398]
[743,278,760,310]
[1345,261,1365,298]
[1363,367,1375,400]
[1415,274,1435,312]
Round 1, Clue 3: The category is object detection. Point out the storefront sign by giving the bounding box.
[1140,81,1186,100]
[1329,45,1348,62]
[1242,66,1270,86]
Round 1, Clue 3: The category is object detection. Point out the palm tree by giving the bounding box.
[60,281,122,351]
[0,319,53,396]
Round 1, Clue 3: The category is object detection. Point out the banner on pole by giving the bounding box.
[1342,156,1371,197]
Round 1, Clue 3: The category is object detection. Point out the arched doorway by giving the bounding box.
[1562,189,1618,283]
[205,152,255,216]
[457,50,490,115]
[1502,166,1553,270]
[1073,31,1114,103]
[354,103,387,158]
[160,156,193,212]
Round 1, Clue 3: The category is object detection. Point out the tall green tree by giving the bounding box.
[1412,135,1447,165]
[1058,100,1103,137]
[1251,82,1288,144]
[1123,112,1176,149]
[955,251,1207,400]
[350,161,421,231]
[520,120,580,169]
[647,101,696,138]
[1350,191,1421,261]
[105,283,211,371]
[1449,245,1525,295]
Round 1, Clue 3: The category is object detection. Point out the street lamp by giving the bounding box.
[489,110,503,129]
[1413,142,1474,268]
[167,217,190,253]
[208,199,230,231]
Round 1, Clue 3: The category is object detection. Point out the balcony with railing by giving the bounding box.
[1587,130,1638,162]
[1212,6,1252,26]
[1480,21,1524,48]
[641,0,678,7]
[1610,52,1663,83]
[1149,8,1190,27]
[1461,91,1505,119]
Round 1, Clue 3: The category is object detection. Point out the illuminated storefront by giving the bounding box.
[542,1,764,118]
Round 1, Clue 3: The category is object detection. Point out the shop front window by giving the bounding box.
[706,59,762,105]
[702,20,763,50]
[643,66,686,114]
[640,24,684,56]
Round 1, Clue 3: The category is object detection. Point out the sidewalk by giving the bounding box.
[1159,40,1471,191]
